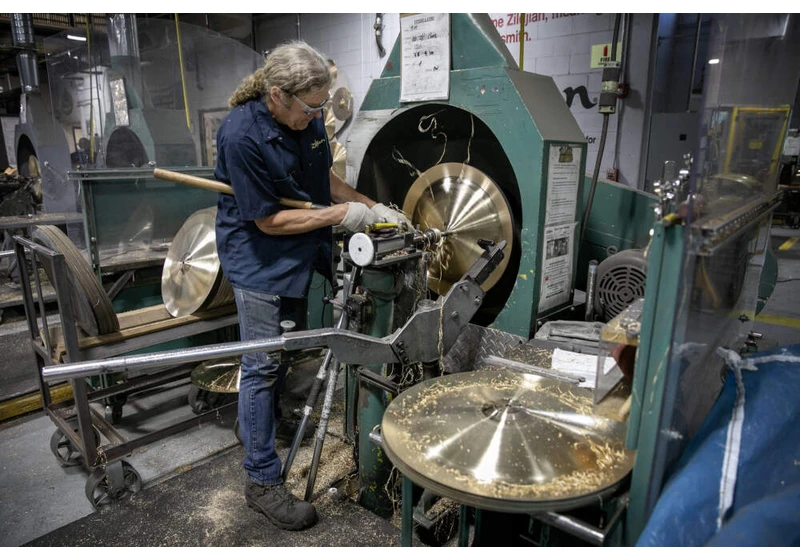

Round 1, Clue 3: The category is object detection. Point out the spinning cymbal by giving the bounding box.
[162,207,227,317]
[402,163,514,295]
[381,368,635,512]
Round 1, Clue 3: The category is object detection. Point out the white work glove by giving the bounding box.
[339,202,379,232]
[372,203,411,227]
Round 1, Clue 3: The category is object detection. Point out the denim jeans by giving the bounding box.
[234,287,307,486]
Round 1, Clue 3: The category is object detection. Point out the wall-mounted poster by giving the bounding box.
[199,109,227,167]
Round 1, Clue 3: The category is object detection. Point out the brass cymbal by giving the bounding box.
[402,163,513,295]
[331,86,353,122]
[162,207,223,317]
[324,109,336,140]
[191,357,241,393]
[381,368,635,512]
[330,140,346,179]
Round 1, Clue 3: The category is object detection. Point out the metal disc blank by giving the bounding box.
[402,163,514,295]
[381,368,635,513]
[162,207,222,317]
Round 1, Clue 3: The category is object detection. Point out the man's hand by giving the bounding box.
[372,203,412,228]
[339,202,380,232]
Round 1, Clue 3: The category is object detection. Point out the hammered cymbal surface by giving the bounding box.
[162,207,221,317]
[402,163,513,294]
[381,368,635,512]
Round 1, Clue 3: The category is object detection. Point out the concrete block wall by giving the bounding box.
[253,13,653,189]
[489,13,621,183]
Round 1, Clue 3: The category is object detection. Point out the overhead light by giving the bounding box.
[708,58,720,64]
[67,34,86,42]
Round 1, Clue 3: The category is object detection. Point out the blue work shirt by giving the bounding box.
[214,99,334,297]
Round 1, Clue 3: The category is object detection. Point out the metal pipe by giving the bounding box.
[532,511,604,546]
[585,259,599,321]
[41,326,395,382]
[687,14,702,111]
[282,267,361,479]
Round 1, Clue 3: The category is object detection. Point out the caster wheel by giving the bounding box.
[50,422,101,467]
[85,460,142,509]
[104,403,123,425]
[188,385,223,414]
[233,417,243,444]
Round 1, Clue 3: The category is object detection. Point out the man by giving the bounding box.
[214,41,406,531]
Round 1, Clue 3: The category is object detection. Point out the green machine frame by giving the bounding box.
[348,14,588,339]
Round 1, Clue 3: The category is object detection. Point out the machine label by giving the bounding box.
[539,222,577,312]
[545,144,582,226]
[400,13,451,102]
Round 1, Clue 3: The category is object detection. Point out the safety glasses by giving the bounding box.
[292,94,329,115]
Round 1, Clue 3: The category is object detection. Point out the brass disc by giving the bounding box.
[324,109,336,141]
[190,357,241,393]
[402,163,513,295]
[162,207,225,317]
[330,140,346,179]
[381,368,635,513]
[331,86,353,122]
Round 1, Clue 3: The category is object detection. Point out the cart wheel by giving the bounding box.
[233,417,243,444]
[104,403,123,425]
[85,460,142,509]
[49,423,101,467]
[188,385,223,414]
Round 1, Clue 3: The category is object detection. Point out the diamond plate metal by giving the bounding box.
[442,324,526,373]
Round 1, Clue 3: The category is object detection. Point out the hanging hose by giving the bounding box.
[175,14,192,131]
[85,16,94,163]
[579,13,622,247]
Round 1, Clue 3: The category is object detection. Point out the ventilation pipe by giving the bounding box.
[11,13,39,93]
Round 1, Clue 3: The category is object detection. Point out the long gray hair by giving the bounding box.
[228,41,331,108]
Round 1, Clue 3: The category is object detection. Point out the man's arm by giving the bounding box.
[254,205,346,235]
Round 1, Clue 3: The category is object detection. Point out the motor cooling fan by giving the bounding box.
[593,248,648,322]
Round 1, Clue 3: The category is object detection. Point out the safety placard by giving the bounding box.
[544,144,582,226]
[539,222,577,312]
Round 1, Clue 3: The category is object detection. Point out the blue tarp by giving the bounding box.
[637,344,800,546]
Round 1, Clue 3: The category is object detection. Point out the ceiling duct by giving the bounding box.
[11,13,39,92]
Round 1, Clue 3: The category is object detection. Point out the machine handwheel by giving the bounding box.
[85,460,142,509]
[49,423,101,467]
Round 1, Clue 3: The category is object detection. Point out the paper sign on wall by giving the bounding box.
[544,144,582,227]
[400,13,450,102]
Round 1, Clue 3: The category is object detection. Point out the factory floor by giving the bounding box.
[1,227,800,547]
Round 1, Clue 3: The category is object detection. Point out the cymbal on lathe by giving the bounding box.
[402,163,514,295]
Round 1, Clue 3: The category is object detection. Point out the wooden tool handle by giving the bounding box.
[277,198,314,209]
[153,168,321,210]
[153,168,233,195]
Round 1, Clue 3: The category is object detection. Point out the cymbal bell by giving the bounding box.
[402,163,514,295]
[381,368,635,512]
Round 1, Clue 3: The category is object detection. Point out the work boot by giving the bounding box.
[276,416,316,443]
[245,479,317,531]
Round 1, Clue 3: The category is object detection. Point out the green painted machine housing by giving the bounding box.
[351,14,588,339]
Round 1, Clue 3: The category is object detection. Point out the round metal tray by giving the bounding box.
[381,368,635,513]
